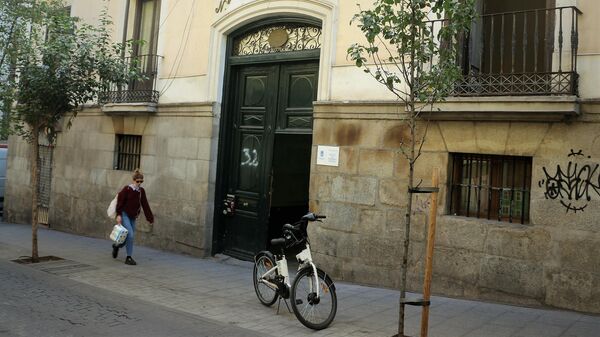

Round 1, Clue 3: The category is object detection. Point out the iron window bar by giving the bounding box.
[450,153,532,224]
[115,135,142,171]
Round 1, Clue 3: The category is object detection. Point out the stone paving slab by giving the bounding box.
[1,222,600,337]
[0,259,269,337]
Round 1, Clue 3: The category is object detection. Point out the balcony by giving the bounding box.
[433,6,582,97]
[99,54,160,104]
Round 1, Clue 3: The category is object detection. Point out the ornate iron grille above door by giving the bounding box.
[232,23,321,56]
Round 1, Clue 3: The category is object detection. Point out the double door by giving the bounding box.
[219,61,318,259]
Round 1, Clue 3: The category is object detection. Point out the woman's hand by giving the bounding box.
[116,215,122,224]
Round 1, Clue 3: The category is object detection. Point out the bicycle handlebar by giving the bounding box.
[300,212,326,222]
[271,213,326,249]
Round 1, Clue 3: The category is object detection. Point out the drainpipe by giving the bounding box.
[121,0,131,59]
[118,0,131,96]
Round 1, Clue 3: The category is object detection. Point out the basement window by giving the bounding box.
[449,153,532,224]
[114,135,142,171]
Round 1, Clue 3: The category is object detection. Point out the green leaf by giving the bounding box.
[346,0,475,103]
[1,0,137,143]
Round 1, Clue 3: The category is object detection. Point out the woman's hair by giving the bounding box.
[132,168,144,181]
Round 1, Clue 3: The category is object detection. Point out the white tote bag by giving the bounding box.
[109,224,128,244]
[106,194,118,218]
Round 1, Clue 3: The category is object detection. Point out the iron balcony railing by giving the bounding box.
[99,54,161,104]
[427,6,581,96]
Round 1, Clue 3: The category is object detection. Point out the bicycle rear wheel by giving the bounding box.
[253,253,279,306]
[291,267,337,330]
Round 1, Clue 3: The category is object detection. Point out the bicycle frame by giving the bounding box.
[258,255,289,292]
[295,243,321,299]
[253,213,336,330]
[258,243,321,299]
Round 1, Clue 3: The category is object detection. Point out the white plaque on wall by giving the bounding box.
[316,145,340,167]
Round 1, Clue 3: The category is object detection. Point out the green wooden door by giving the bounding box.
[220,61,318,259]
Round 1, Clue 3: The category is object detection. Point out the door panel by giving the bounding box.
[238,133,263,192]
[277,63,319,132]
[222,65,277,258]
[220,61,318,259]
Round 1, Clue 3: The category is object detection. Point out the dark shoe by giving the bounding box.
[112,244,119,259]
[125,256,137,265]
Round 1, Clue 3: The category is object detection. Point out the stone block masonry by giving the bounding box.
[310,101,600,314]
[5,103,217,258]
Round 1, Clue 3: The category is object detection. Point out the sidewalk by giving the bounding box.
[1,222,599,337]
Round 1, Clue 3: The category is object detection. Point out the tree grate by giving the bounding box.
[12,257,98,276]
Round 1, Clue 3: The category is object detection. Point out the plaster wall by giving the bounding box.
[575,0,599,55]
[70,0,123,43]
[577,55,600,99]
[68,0,600,103]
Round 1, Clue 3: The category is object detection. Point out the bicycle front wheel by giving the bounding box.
[291,267,337,330]
[253,253,279,306]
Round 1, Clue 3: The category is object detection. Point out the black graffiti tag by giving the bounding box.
[538,150,600,213]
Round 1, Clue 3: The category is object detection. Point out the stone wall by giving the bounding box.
[309,101,600,313]
[5,136,34,224]
[5,103,217,257]
[7,98,600,313]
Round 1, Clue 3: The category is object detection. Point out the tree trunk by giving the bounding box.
[30,124,40,262]
[398,5,419,335]
[398,111,416,337]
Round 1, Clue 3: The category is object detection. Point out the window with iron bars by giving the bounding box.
[114,135,142,171]
[449,153,532,224]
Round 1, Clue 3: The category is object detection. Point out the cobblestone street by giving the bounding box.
[0,259,267,337]
[1,222,599,337]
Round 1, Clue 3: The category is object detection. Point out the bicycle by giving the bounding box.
[253,212,337,330]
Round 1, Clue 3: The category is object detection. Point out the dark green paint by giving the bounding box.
[213,18,321,260]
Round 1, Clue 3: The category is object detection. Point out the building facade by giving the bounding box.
[6,0,600,313]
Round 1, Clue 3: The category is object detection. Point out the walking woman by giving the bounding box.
[112,169,154,265]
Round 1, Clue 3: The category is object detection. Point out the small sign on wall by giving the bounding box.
[316,145,340,167]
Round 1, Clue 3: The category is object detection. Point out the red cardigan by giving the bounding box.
[116,185,154,223]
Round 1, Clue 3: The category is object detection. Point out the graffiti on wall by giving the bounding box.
[538,149,600,213]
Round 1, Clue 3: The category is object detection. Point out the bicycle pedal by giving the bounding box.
[295,299,303,305]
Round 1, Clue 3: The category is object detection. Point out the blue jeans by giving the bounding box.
[119,212,136,257]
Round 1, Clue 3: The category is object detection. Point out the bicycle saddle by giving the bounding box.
[270,237,286,246]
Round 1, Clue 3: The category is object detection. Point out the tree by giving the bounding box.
[348,1,475,335]
[0,0,137,262]
[0,0,35,140]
